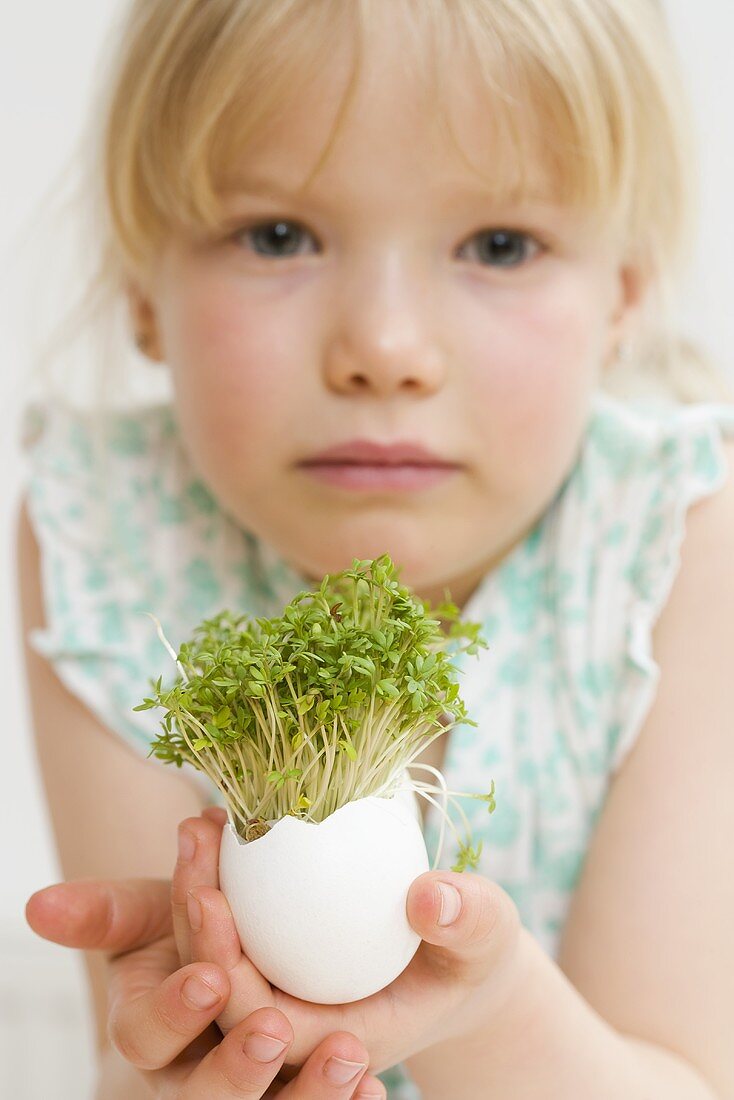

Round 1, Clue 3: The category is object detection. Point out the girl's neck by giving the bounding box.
[415,525,531,619]
[414,563,487,619]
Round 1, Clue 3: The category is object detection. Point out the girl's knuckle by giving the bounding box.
[475,881,518,947]
[109,1018,149,1068]
[495,885,521,946]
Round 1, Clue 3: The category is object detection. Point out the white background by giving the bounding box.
[0,1,732,1094]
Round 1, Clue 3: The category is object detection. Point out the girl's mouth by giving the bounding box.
[298,462,460,492]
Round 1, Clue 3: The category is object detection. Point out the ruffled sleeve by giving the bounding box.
[593,394,734,776]
[18,399,218,802]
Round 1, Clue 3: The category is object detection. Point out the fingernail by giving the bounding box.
[187,891,203,933]
[182,975,221,1009]
[244,1032,289,1062]
[178,827,196,862]
[324,1057,367,1084]
[436,883,462,926]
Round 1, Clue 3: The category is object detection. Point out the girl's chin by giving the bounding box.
[286,537,455,596]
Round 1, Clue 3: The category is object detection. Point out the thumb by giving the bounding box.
[25,878,172,955]
[406,870,521,981]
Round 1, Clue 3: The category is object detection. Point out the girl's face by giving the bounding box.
[138,16,643,608]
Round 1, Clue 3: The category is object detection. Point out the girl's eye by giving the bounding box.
[232,219,316,258]
[457,228,543,269]
[231,220,543,268]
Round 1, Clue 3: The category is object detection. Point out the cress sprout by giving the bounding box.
[135,553,496,871]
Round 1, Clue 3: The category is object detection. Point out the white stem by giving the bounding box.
[144,613,190,684]
[369,763,450,869]
[403,763,449,868]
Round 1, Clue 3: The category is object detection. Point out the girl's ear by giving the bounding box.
[603,260,650,368]
[125,280,166,364]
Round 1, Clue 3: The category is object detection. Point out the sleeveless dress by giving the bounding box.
[19,388,734,1098]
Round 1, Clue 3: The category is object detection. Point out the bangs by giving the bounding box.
[429,0,637,222]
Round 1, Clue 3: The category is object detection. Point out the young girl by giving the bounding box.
[18,0,734,1096]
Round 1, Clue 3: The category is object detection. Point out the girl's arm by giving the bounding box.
[406,444,734,1099]
[15,498,205,1059]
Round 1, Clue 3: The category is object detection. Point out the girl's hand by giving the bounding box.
[174,809,529,1078]
[25,869,386,1098]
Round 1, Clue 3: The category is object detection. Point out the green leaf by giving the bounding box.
[351,656,376,675]
[376,678,400,699]
[451,839,483,873]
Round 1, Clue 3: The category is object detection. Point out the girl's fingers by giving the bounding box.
[187,886,274,1034]
[26,878,172,955]
[107,959,230,1070]
[202,806,228,827]
[351,1078,388,1099]
[182,1009,378,1099]
[179,1007,293,1098]
[276,1027,376,1098]
[172,814,225,966]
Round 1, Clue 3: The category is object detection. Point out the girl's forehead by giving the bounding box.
[216,10,561,211]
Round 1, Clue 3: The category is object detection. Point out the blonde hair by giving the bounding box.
[11,0,734,432]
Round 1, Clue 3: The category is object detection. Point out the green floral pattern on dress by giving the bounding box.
[19,390,734,1099]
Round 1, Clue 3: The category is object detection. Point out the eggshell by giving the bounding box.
[218,783,429,1004]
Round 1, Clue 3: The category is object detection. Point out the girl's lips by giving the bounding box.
[299,462,460,491]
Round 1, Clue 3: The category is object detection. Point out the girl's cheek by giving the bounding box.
[165,281,300,458]
[156,261,317,516]
[463,283,602,486]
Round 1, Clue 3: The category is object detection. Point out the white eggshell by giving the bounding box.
[219,786,429,1004]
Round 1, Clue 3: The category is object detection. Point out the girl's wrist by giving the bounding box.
[456,923,543,1047]
[404,923,546,1093]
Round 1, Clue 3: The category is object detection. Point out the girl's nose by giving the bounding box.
[322,261,447,398]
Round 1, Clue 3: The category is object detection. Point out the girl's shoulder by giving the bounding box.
[548,387,734,771]
[581,387,734,499]
[563,388,734,600]
[18,399,182,548]
[18,397,220,612]
[19,396,242,558]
